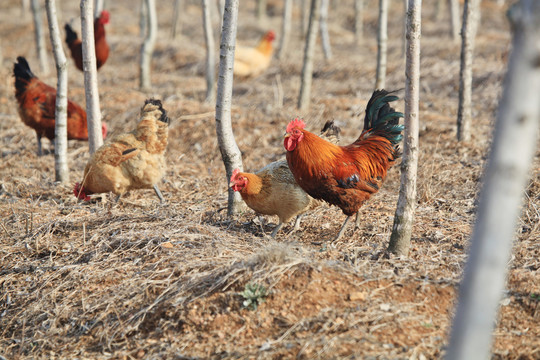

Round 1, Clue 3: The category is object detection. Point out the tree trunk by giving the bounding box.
[94,0,104,18]
[45,0,69,183]
[81,0,103,154]
[277,0,292,60]
[447,1,540,358]
[375,0,388,89]
[139,0,147,38]
[301,0,309,37]
[435,0,444,21]
[139,0,157,91]
[319,0,332,60]
[354,0,363,44]
[297,0,322,111]
[171,0,183,39]
[457,0,480,142]
[31,0,50,75]
[21,0,30,17]
[256,0,266,20]
[448,0,460,42]
[215,0,244,217]
[388,0,422,256]
[202,0,215,102]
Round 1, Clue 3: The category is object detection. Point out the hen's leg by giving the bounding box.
[333,215,352,242]
[270,221,284,238]
[293,214,303,231]
[153,184,165,203]
[36,133,43,156]
[354,212,361,229]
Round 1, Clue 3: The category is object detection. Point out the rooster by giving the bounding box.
[284,90,404,241]
[74,99,170,203]
[65,10,110,71]
[233,30,276,78]
[13,56,108,156]
[230,121,341,237]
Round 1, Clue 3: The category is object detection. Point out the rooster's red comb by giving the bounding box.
[286,118,306,133]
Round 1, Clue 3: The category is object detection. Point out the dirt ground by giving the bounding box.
[0,0,539,359]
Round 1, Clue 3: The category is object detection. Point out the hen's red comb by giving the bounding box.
[231,168,241,182]
[286,118,306,133]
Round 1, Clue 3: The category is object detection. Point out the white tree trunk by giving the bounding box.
[94,0,104,18]
[301,0,309,37]
[31,0,50,75]
[202,0,215,102]
[375,0,388,89]
[256,0,266,20]
[215,0,244,217]
[277,0,292,60]
[297,0,322,111]
[139,0,157,90]
[171,0,183,39]
[319,0,332,60]
[435,0,444,20]
[354,0,364,43]
[388,0,422,256]
[45,0,69,183]
[21,0,30,17]
[81,0,103,154]
[447,1,540,358]
[139,0,147,38]
[457,0,481,142]
[448,0,460,42]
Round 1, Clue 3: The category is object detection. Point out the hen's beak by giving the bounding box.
[284,133,290,138]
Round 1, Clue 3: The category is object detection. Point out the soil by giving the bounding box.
[0,0,539,359]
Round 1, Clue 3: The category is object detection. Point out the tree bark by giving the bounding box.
[435,0,444,21]
[448,0,460,42]
[139,0,147,38]
[31,0,50,75]
[171,0,183,39]
[354,0,364,44]
[139,0,157,90]
[319,0,332,60]
[256,0,266,20]
[81,0,103,154]
[45,0,69,183]
[301,0,309,37]
[447,1,540,358]
[94,0,104,18]
[388,0,422,256]
[375,0,388,89]
[457,0,481,142]
[297,0,322,111]
[202,0,216,102]
[215,0,244,217]
[277,0,292,60]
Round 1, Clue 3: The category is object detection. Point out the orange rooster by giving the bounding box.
[233,30,276,78]
[65,10,110,71]
[13,56,108,156]
[74,99,170,203]
[230,121,341,238]
[284,90,404,241]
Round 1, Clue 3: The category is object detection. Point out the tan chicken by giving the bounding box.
[74,99,170,203]
[233,30,276,78]
[230,121,340,237]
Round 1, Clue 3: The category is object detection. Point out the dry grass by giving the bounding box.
[1,0,539,359]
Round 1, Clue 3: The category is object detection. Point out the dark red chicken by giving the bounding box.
[65,10,110,71]
[13,56,107,155]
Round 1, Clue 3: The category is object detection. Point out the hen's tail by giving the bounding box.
[13,56,36,94]
[363,89,404,145]
[64,23,78,45]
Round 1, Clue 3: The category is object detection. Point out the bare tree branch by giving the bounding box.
[375,0,388,89]
[202,0,216,102]
[298,0,322,111]
[139,0,157,91]
[31,0,50,75]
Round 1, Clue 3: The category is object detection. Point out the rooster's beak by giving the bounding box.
[284,133,290,138]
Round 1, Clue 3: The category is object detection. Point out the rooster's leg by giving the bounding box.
[153,184,165,203]
[333,215,352,242]
[271,222,284,238]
